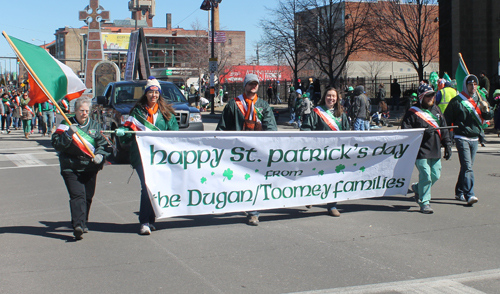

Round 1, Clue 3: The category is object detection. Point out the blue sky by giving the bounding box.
[0,0,273,69]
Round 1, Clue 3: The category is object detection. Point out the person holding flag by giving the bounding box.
[301,87,350,217]
[52,97,109,240]
[115,77,179,235]
[216,73,277,226]
[401,83,452,214]
[444,75,493,206]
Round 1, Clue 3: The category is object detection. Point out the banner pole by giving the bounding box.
[2,31,95,158]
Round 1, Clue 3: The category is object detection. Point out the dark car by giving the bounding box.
[92,80,204,163]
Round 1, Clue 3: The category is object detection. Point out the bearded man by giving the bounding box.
[401,83,453,214]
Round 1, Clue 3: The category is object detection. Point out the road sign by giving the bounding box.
[209,60,218,73]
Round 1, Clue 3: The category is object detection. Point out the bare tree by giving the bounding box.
[360,58,386,81]
[181,19,209,88]
[298,0,372,87]
[260,0,309,87]
[369,0,439,80]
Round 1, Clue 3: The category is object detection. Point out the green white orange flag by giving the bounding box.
[3,33,86,106]
[455,54,468,93]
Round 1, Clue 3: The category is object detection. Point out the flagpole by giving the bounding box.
[458,53,489,106]
[2,31,95,158]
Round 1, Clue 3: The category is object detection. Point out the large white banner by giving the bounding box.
[136,130,423,219]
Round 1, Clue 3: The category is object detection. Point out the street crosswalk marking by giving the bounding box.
[289,268,500,294]
[6,153,48,167]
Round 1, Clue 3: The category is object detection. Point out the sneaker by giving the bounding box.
[149,224,157,231]
[467,196,478,206]
[73,226,84,240]
[455,195,466,202]
[247,215,259,226]
[420,204,434,214]
[412,183,420,203]
[305,205,312,209]
[7,130,10,134]
[328,208,341,217]
[139,223,151,235]
[83,226,89,234]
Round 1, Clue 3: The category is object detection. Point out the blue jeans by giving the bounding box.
[327,202,338,210]
[454,138,478,199]
[414,158,442,206]
[354,118,369,131]
[135,164,156,225]
[42,111,54,135]
[288,107,295,123]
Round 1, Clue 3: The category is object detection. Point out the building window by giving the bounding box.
[400,68,403,72]
[165,38,169,43]
[148,38,153,44]
[154,39,158,44]
[228,38,232,45]
[407,68,411,72]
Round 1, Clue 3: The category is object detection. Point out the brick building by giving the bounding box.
[46,16,245,85]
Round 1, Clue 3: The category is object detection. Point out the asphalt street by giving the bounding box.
[1,112,500,294]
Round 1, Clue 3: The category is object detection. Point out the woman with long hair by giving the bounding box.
[301,87,350,217]
[116,77,179,235]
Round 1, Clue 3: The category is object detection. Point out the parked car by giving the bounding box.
[92,80,204,163]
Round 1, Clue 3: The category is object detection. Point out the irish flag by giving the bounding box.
[455,53,468,93]
[2,32,86,106]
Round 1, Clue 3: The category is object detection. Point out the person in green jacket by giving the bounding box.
[216,74,277,226]
[116,77,179,235]
[52,97,110,240]
[444,74,493,206]
[301,87,350,217]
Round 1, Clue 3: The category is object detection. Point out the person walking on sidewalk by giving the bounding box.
[401,83,452,214]
[216,74,277,226]
[444,74,493,206]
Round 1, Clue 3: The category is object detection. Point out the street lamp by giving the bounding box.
[32,38,46,51]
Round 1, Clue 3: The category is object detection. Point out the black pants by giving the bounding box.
[61,170,98,229]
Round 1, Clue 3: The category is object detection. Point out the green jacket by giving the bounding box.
[216,97,277,131]
[444,93,493,138]
[120,105,179,168]
[300,108,350,131]
[51,117,110,172]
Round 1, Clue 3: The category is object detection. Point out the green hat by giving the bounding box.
[303,92,309,98]
[348,86,354,91]
[494,89,500,97]
[411,93,417,97]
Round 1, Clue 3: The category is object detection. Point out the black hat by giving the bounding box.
[466,75,478,85]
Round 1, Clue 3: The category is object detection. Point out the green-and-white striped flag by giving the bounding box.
[455,54,468,93]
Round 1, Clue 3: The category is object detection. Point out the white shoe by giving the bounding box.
[149,224,156,231]
[139,224,151,235]
[467,196,478,206]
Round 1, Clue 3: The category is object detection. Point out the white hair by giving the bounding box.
[74,97,91,110]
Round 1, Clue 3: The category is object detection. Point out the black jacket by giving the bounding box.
[401,103,451,159]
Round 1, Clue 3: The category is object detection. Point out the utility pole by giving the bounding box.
[256,44,259,65]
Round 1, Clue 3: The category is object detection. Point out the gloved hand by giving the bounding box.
[67,124,78,137]
[93,154,103,164]
[424,127,436,136]
[444,144,452,160]
[115,128,125,137]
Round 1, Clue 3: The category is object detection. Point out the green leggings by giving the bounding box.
[22,120,32,133]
